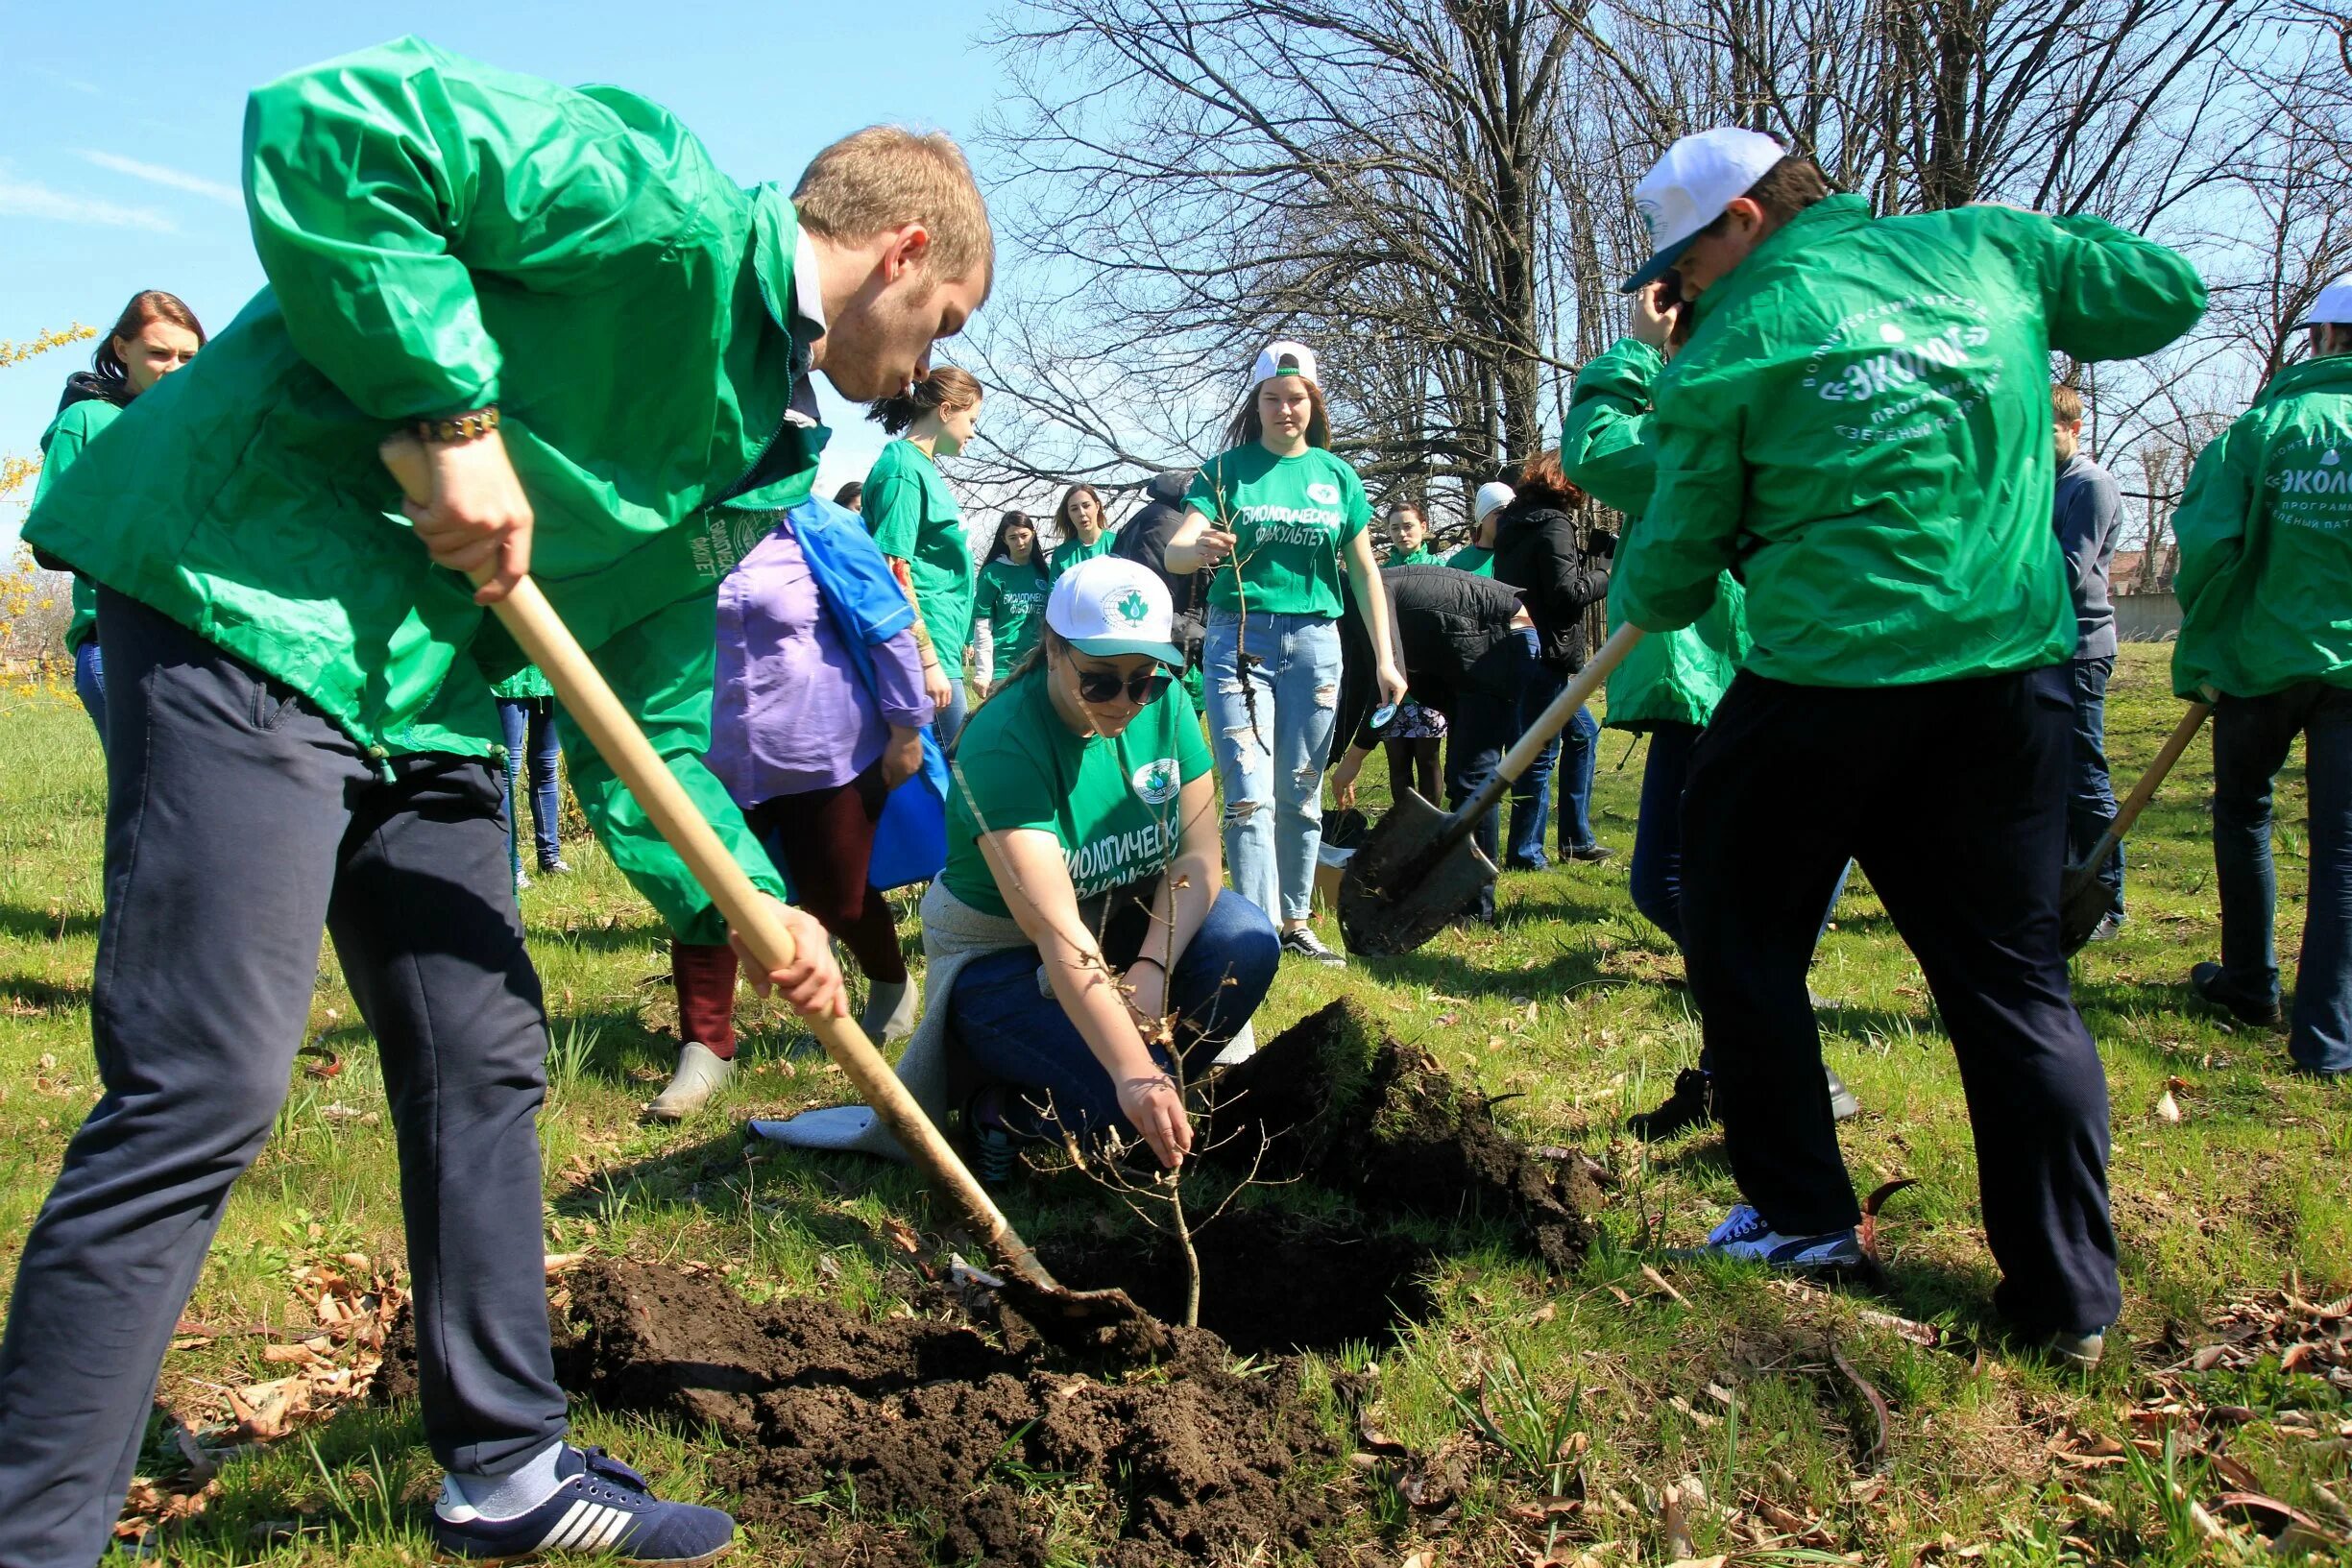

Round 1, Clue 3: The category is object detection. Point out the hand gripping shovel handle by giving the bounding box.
[380,437,1050,1291]
[1442,621,1645,855]
[2066,699,2213,892]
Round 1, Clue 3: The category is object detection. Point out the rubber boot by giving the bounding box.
[858,976,920,1044]
[647,1043,734,1122]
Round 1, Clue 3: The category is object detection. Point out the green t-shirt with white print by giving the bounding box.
[1185,444,1370,618]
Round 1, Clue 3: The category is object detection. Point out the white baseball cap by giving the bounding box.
[1472,481,1516,525]
[1047,556,1186,669]
[1622,128,1786,294]
[1249,339,1321,390]
[2294,276,2352,328]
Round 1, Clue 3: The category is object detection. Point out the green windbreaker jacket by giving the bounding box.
[2173,353,2352,699]
[23,36,827,944]
[1560,337,1749,730]
[33,398,120,654]
[1613,194,2205,688]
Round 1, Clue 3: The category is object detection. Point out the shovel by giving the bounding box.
[382,437,1167,1354]
[1340,622,1644,955]
[2057,698,2213,956]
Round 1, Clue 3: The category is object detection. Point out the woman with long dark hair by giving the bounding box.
[1163,341,1405,963]
[1047,483,1113,577]
[33,290,205,746]
[972,510,1051,700]
[864,366,982,744]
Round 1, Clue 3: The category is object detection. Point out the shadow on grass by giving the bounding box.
[2,973,89,1013]
[0,901,101,943]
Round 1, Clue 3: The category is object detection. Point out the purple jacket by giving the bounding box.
[708,518,932,806]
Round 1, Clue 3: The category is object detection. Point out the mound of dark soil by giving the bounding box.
[1207,998,1599,1268]
[564,1258,1362,1567]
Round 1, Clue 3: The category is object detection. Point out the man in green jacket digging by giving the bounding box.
[1612,128,2205,1367]
[2172,277,2352,1077]
[6,38,990,1567]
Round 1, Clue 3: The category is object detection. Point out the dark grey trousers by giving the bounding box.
[0,589,567,1568]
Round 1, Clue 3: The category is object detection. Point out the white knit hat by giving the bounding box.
[1472,481,1516,525]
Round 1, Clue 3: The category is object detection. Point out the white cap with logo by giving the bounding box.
[2295,276,2352,328]
[1249,339,1321,391]
[1472,481,1516,525]
[1622,128,1786,294]
[1046,556,1187,670]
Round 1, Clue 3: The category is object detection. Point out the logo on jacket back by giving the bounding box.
[2267,440,2352,523]
[1799,297,1999,446]
[1131,757,1181,805]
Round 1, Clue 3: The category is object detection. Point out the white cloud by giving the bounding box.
[0,173,177,232]
[75,150,240,205]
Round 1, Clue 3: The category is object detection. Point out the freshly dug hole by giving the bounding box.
[1039,1209,1437,1354]
[562,1258,1363,1567]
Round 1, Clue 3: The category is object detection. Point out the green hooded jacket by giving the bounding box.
[1614,194,2206,687]
[33,398,120,655]
[22,37,829,944]
[2173,352,2352,699]
[1560,337,1749,731]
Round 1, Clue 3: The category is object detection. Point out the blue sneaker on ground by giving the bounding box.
[432,1447,736,1564]
[1681,1203,1864,1271]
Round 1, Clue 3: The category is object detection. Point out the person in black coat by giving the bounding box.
[1331,564,1530,920]
[1489,449,1614,866]
[1112,468,1204,674]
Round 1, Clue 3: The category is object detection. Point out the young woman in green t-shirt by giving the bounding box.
[864,366,982,744]
[942,557,1279,1170]
[971,510,1050,699]
[1163,341,1405,963]
[1047,483,1114,577]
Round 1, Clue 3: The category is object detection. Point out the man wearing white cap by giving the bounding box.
[1610,126,2207,1366]
[2173,277,2352,1078]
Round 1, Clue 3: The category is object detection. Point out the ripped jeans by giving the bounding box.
[1204,609,1343,924]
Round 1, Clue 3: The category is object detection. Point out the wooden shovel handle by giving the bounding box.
[380,436,1037,1273]
[2075,699,2213,876]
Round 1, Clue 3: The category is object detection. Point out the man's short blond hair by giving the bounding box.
[2051,383,2084,425]
[793,127,993,297]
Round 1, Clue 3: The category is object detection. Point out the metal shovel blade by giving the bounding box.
[1337,786,1498,956]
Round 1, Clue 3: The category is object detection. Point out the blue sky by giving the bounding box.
[0,0,1011,547]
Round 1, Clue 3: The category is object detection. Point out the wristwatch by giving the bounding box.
[410,405,500,445]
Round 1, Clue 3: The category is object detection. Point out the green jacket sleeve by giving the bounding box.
[1560,338,1664,518]
[2029,211,2208,364]
[1615,357,1744,634]
[36,402,116,655]
[553,592,789,947]
[2169,415,2257,698]
[242,36,706,420]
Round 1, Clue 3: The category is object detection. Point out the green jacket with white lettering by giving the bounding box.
[1614,193,2206,688]
[2173,353,2352,699]
[23,36,826,943]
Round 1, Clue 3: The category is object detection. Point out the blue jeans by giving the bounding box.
[1445,634,1570,903]
[935,675,969,752]
[0,591,567,1567]
[2211,683,2352,1074]
[2067,656,2124,923]
[951,890,1279,1145]
[71,639,106,751]
[497,696,563,875]
[1204,610,1344,923]
[1630,719,1848,1073]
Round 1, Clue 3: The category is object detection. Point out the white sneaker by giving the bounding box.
[646,1043,733,1122]
[1683,1203,1863,1270]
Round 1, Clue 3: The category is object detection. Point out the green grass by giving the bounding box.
[1,645,2346,1565]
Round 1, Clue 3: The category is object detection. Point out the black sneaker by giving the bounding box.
[2190,962,2283,1027]
[1281,928,1347,966]
[431,1446,735,1563]
[1627,1068,1713,1139]
[1564,842,1614,863]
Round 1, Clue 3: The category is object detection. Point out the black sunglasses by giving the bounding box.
[1073,664,1174,706]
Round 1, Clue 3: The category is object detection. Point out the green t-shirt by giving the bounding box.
[1386,543,1438,567]
[973,557,1051,677]
[1048,530,1117,579]
[863,437,975,661]
[35,398,122,654]
[943,668,1213,918]
[1185,445,1370,617]
[1446,543,1495,576]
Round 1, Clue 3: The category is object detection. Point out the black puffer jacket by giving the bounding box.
[1491,499,1608,670]
[1337,565,1525,749]
[1113,468,1204,664]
